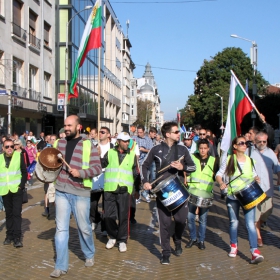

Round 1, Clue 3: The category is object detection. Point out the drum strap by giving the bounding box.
[161,143,178,170]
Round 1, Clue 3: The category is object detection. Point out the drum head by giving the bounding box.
[188,188,213,199]
[153,175,177,193]
[39,148,62,171]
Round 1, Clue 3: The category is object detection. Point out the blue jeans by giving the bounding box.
[0,196,4,210]
[226,197,257,253]
[54,190,95,271]
[149,161,156,182]
[188,202,209,242]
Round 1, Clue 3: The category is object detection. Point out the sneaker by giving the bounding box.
[160,255,170,265]
[228,244,237,258]
[13,238,23,248]
[91,223,97,231]
[136,199,141,204]
[106,238,116,249]
[85,258,94,267]
[3,238,13,245]
[50,269,67,278]
[119,242,127,252]
[175,244,182,256]
[251,249,264,264]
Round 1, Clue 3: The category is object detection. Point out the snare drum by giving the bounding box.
[188,188,214,208]
[233,181,266,210]
[151,175,189,212]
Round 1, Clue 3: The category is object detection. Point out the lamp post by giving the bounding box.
[215,93,223,133]
[230,34,257,125]
[64,5,92,120]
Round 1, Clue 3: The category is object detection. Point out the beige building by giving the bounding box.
[0,0,55,135]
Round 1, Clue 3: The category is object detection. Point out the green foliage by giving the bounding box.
[134,99,153,127]
[181,47,268,135]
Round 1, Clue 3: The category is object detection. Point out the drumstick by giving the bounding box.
[150,175,164,185]
[157,155,185,173]
[57,153,72,171]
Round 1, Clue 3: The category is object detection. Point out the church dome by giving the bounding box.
[140,82,153,92]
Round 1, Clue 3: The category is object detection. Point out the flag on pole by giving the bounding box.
[221,71,253,154]
[181,125,187,133]
[69,0,102,99]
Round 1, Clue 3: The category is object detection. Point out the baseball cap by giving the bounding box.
[117,132,131,141]
[59,128,65,134]
[183,132,193,140]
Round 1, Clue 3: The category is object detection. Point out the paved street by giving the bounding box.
[1,179,280,280]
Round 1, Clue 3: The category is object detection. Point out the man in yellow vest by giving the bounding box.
[50,115,102,278]
[0,138,27,248]
[102,132,138,253]
[186,139,219,250]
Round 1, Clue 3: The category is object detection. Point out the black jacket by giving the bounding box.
[141,142,196,184]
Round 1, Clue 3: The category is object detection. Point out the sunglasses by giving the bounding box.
[236,141,246,146]
[99,131,106,134]
[256,140,267,144]
[121,140,130,143]
[199,133,206,136]
[5,145,14,149]
[171,131,180,134]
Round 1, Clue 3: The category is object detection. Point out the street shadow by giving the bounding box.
[21,218,31,238]
[37,226,85,262]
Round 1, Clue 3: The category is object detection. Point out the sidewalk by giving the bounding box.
[0,181,280,279]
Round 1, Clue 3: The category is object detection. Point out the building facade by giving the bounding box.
[137,63,163,131]
[0,0,55,136]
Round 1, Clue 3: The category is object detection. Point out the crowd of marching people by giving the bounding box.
[0,114,280,277]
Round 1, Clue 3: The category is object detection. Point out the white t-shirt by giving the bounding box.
[100,142,112,158]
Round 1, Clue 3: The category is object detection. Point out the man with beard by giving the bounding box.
[245,131,280,246]
[50,115,102,278]
[0,139,27,247]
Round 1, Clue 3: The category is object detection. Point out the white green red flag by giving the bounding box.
[69,0,102,99]
[221,70,254,154]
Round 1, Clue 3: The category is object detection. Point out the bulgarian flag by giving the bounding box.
[69,0,102,99]
[221,70,254,154]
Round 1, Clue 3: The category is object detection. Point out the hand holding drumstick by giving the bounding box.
[57,153,80,178]
[158,155,185,173]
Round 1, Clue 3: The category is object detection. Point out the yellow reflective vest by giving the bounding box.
[104,149,135,194]
[188,155,215,193]
[228,154,254,195]
[0,152,22,195]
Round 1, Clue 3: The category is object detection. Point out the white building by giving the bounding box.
[0,0,55,135]
[137,63,163,131]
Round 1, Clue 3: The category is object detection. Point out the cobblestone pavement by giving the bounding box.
[1,180,280,280]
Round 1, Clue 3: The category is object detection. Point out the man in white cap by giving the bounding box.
[101,132,138,253]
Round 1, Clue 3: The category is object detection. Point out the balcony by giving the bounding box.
[12,22,27,42]
[29,34,41,50]
[28,89,41,101]
[12,84,27,98]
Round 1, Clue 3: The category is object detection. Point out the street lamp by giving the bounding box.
[230,34,257,125]
[64,5,93,120]
[215,93,223,133]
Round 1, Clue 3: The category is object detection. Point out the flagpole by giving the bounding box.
[97,47,101,142]
[230,70,262,116]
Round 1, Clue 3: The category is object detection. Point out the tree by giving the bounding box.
[134,99,153,128]
[181,47,268,135]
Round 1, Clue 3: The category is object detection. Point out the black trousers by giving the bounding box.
[130,193,136,221]
[2,189,23,240]
[104,191,130,243]
[157,198,188,257]
[90,191,106,231]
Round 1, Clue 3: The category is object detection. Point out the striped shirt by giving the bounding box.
[55,136,102,197]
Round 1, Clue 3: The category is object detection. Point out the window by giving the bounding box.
[131,89,134,96]
[13,57,22,87]
[44,72,50,97]
[0,51,4,85]
[13,0,22,37]
[29,10,38,47]
[44,21,50,47]
[29,65,38,99]
[0,0,4,17]
[131,110,134,116]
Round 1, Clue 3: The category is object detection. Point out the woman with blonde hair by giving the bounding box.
[216,136,264,264]
[14,140,30,168]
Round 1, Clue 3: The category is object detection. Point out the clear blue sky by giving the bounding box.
[109,0,280,121]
